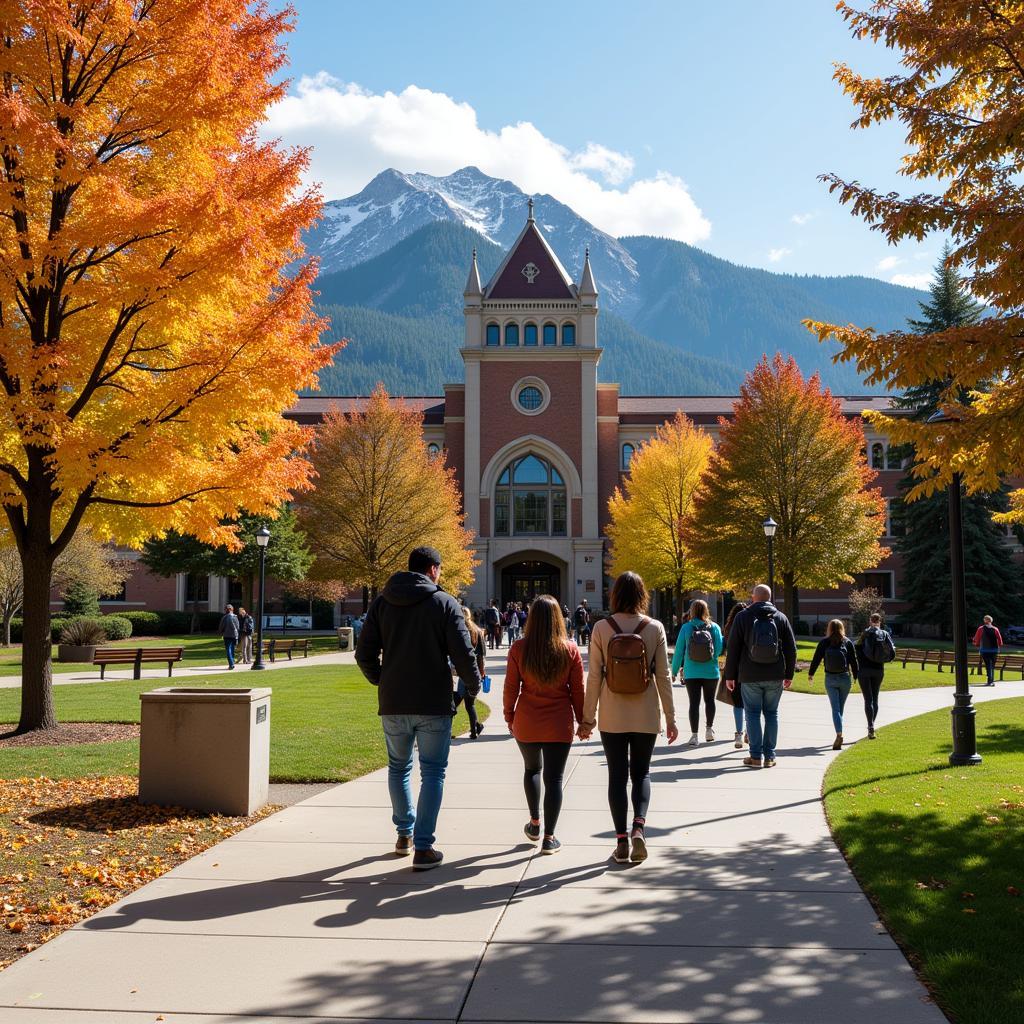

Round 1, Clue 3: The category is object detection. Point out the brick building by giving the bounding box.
[92,205,942,626]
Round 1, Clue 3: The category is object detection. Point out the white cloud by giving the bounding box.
[767,247,791,263]
[877,255,903,271]
[263,74,711,242]
[790,212,814,226]
[890,272,932,289]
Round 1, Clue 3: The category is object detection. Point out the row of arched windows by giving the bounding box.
[485,321,576,347]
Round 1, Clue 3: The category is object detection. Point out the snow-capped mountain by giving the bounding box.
[304,166,640,311]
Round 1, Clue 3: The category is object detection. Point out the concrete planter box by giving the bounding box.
[58,643,97,663]
[139,687,272,816]
[337,626,354,651]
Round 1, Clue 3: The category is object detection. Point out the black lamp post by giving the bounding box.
[762,516,778,596]
[251,526,271,671]
[926,409,981,766]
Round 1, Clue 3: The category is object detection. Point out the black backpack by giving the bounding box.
[688,623,715,663]
[823,641,849,674]
[748,613,780,664]
[485,607,499,626]
[574,606,589,627]
[862,627,896,664]
[981,624,999,648]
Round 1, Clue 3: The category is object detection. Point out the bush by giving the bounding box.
[793,619,811,636]
[62,580,101,617]
[849,587,884,635]
[51,615,133,644]
[59,618,107,646]
[119,610,161,635]
[102,615,133,641]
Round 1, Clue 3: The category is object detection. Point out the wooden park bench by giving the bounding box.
[899,647,950,671]
[93,646,185,680]
[972,652,1024,681]
[259,637,311,663]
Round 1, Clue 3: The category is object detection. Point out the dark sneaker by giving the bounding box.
[867,726,876,739]
[412,848,444,871]
[630,832,648,863]
[541,836,561,855]
[524,821,541,842]
[474,722,485,737]
[613,839,631,864]
[395,835,413,857]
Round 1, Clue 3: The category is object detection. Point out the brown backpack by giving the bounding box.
[604,616,652,694]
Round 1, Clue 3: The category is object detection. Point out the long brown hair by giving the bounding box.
[826,618,846,644]
[610,571,649,615]
[688,598,711,624]
[520,595,571,685]
[722,601,747,643]
[462,605,482,647]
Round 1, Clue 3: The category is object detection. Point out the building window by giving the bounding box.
[493,454,568,537]
[542,322,557,346]
[854,571,894,599]
[871,442,885,470]
[517,385,543,412]
[886,446,903,470]
[485,322,500,347]
[186,573,209,603]
[524,322,538,346]
[510,375,551,416]
[427,443,440,458]
[885,497,905,538]
[561,322,576,346]
[504,322,520,346]
[621,443,635,471]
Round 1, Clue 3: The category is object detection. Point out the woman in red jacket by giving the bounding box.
[504,595,585,855]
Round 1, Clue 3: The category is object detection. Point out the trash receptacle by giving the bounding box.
[139,687,271,816]
[337,626,354,651]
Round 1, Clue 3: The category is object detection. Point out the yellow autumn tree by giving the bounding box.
[685,356,887,620]
[607,413,720,621]
[808,1,1024,521]
[0,3,338,732]
[297,387,477,599]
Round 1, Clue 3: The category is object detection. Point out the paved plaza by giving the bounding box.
[1,655,1020,1023]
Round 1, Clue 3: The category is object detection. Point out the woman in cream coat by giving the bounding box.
[579,571,678,863]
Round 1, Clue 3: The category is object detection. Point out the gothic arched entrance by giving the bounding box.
[500,558,562,606]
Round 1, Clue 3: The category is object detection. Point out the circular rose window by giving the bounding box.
[518,385,543,412]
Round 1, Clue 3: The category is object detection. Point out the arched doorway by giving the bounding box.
[501,559,561,606]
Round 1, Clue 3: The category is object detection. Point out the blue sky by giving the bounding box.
[273,1,936,287]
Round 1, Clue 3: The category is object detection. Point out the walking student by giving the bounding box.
[972,615,1003,686]
[723,584,797,768]
[356,546,481,870]
[485,600,502,650]
[504,595,585,855]
[237,606,255,665]
[808,619,859,750]
[574,599,591,647]
[856,612,896,738]
[453,605,486,739]
[581,571,678,863]
[721,602,748,748]
[218,603,240,669]
[671,599,724,745]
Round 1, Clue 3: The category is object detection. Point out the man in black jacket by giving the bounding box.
[356,546,481,870]
[723,584,797,769]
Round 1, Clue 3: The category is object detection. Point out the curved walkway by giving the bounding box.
[1,653,1020,1023]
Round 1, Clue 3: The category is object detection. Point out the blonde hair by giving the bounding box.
[462,605,482,647]
[688,599,711,624]
[826,619,846,643]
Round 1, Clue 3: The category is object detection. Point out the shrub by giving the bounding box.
[62,579,101,616]
[849,587,883,634]
[59,618,106,646]
[793,619,811,636]
[102,615,133,641]
[120,610,161,635]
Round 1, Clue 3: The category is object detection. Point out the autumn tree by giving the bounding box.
[0,3,337,732]
[808,0,1024,524]
[297,387,477,598]
[685,355,887,619]
[606,413,720,622]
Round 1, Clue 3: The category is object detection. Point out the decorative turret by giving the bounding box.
[463,247,483,301]
[578,247,598,301]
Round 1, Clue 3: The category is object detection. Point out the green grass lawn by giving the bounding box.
[0,632,341,677]
[0,665,489,782]
[823,697,1024,1024]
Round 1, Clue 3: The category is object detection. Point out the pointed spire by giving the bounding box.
[578,246,597,298]
[527,197,535,223]
[463,247,482,298]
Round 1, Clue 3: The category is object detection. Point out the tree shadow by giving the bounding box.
[29,796,216,831]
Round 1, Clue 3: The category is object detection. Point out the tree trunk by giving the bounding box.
[674,581,686,628]
[3,608,12,647]
[18,537,57,733]
[783,573,798,622]
[190,583,200,634]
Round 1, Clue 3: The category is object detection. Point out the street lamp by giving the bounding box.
[762,516,778,597]
[926,408,980,765]
[251,526,271,671]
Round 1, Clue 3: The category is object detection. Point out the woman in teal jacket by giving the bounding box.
[671,599,724,745]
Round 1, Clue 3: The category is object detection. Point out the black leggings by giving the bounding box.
[452,681,478,733]
[684,678,717,732]
[861,674,883,726]
[600,731,657,836]
[516,741,572,836]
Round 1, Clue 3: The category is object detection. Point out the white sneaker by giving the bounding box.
[688,733,699,746]
[705,728,715,743]
[734,731,743,749]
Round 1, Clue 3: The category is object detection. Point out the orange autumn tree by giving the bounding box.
[808,1,1024,520]
[297,387,477,600]
[685,356,887,620]
[0,2,337,732]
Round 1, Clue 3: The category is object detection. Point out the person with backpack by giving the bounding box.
[218,603,240,669]
[580,572,678,863]
[723,584,797,768]
[671,599,724,745]
[808,619,860,750]
[504,595,585,856]
[573,599,591,647]
[484,600,501,650]
[452,605,486,740]
[972,615,1003,686]
[856,612,896,738]
[236,605,256,664]
[721,601,748,748]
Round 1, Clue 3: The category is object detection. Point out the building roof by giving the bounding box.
[288,396,446,425]
[484,201,578,300]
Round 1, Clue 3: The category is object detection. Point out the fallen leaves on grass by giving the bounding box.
[0,776,276,970]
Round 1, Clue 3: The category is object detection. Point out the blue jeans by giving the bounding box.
[825,673,852,733]
[223,638,237,668]
[741,680,784,760]
[980,650,997,684]
[733,705,745,733]
[382,715,452,850]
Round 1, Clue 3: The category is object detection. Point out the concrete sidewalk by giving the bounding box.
[1,663,1020,1023]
